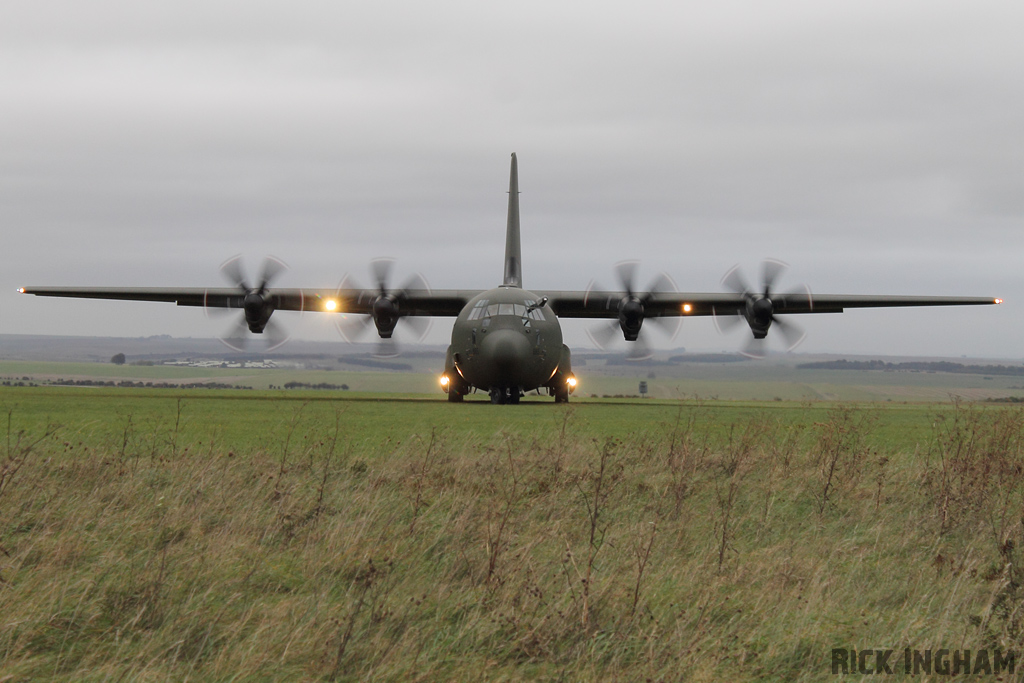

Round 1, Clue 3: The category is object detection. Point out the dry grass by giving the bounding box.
[2,401,1024,681]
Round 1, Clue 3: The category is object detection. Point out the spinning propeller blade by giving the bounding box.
[587,261,680,359]
[716,259,811,357]
[335,259,432,357]
[210,255,290,351]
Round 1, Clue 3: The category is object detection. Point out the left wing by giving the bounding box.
[18,286,475,317]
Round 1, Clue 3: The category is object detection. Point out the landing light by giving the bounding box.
[440,375,450,387]
[682,303,692,313]
[567,377,577,388]
[995,298,1004,305]
[324,299,338,312]
[17,287,25,294]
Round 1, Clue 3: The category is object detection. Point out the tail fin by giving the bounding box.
[503,153,522,288]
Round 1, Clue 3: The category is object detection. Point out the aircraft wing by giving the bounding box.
[19,286,1001,318]
[18,287,475,317]
[537,290,1002,319]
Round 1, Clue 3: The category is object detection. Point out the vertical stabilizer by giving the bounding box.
[503,153,522,288]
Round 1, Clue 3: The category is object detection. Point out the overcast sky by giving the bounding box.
[3,0,1021,357]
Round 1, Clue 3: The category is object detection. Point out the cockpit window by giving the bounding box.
[481,303,530,318]
[467,299,489,321]
[471,300,540,320]
[523,300,546,321]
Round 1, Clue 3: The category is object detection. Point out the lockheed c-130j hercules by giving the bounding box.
[20,154,1002,404]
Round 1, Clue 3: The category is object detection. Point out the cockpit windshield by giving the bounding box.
[467,299,546,322]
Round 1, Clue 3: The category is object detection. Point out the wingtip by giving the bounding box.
[995,298,1004,304]
[16,287,25,294]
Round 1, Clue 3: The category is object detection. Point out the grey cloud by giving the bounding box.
[2,0,1020,356]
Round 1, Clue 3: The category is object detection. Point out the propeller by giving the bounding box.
[713,259,810,359]
[585,260,681,361]
[209,255,290,352]
[334,258,431,358]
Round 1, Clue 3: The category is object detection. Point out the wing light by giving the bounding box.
[995,298,1004,304]
[324,299,339,312]
[682,303,692,313]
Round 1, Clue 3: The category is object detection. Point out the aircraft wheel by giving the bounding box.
[508,389,521,405]
[447,389,464,403]
[554,387,569,403]
[489,388,506,404]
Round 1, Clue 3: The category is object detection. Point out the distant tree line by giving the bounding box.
[602,353,748,367]
[282,382,350,390]
[797,359,1024,376]
[50,379,250,389]
[337,357,413,371]
[667,354,748,364]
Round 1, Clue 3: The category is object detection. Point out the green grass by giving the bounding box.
[5,358,1023,401]
[1,388,1023,681]
[0,386,953,453]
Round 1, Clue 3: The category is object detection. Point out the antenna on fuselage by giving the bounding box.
[503,153,522,288]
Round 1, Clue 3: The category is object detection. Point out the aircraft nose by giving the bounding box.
[480,329,531,376]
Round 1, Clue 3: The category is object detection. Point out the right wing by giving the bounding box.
[537,289,1001,319]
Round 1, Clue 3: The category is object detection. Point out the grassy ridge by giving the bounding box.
[1,389,1023,680]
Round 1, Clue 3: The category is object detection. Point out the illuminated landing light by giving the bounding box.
[995,298,1004,304]
[324,299,338,311]
[17,287,25,294]
[439,374,450,387]
[567,376,577,389]
[682,303,692,313]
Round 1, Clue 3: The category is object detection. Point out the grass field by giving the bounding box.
[4,356,1024,402]
[2,387,1024,681]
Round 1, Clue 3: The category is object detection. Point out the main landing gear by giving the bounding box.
[489,387,521,405]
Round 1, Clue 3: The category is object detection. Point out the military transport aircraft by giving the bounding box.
[19,154,1002,404]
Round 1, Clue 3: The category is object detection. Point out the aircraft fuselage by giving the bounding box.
[444,285,573,402]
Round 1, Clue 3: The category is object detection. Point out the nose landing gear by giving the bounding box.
[489,387,521,405]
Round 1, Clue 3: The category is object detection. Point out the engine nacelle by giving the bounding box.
[618,298,644,341]
[243,292,274,333]
[744,297,773,339]
[372,297,399,338]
